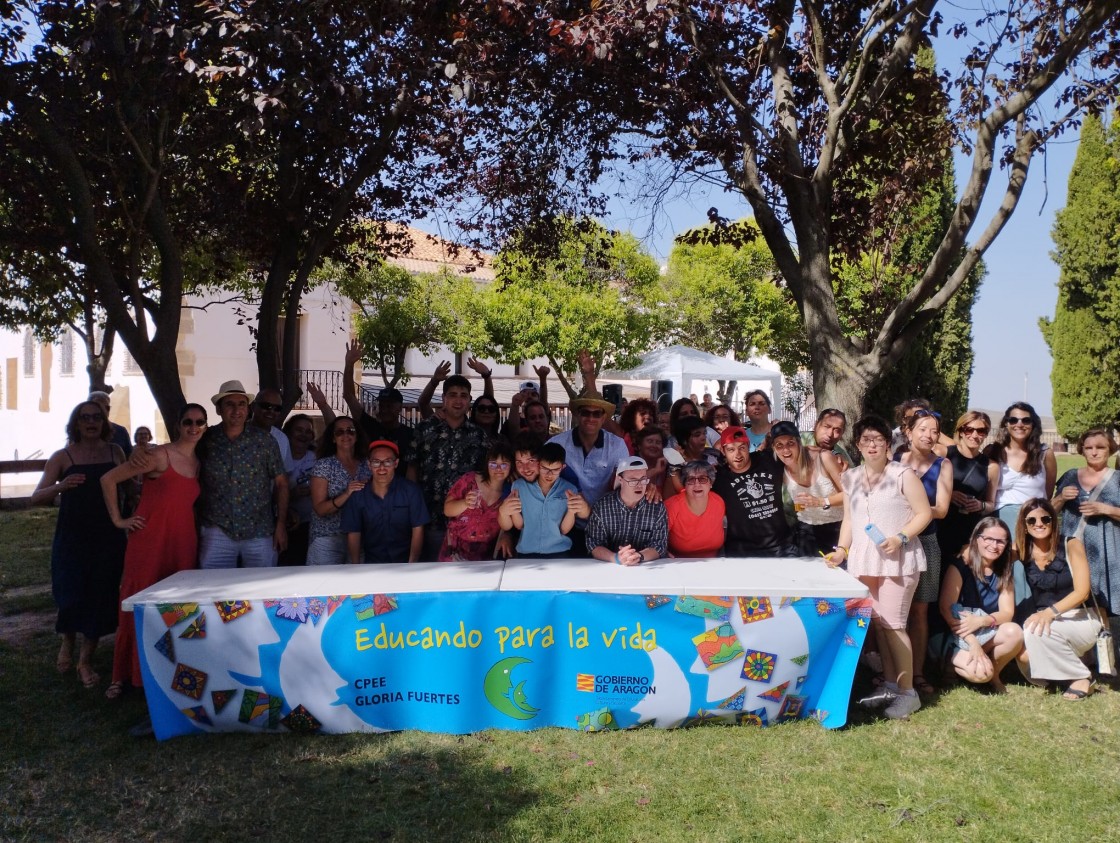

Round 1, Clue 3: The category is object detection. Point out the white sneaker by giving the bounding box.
[856,686,898,709]
[884,690,921,719]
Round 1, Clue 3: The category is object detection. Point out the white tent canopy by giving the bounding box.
[601,345,782,410]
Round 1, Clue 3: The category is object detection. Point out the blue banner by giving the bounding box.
[136,590,870,739]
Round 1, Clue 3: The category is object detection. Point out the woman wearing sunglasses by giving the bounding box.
[440,441,514,561]
[938,518,1023,692]
[308,417,371,565]
[937,411,999,563]
[1053,428,1120,625]
[986,402,1057,536]
[470,396,503,442]
[1015,498,1102,699]
[96,404,207,698]
[30,402,129,691]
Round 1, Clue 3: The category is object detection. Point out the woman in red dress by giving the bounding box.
[100,403,207,699]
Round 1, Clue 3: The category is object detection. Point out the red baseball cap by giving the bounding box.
[719,426,749,447]
[368,439,399,456]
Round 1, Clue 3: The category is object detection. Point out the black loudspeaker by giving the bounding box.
[652,380,673,413]
[602,383,623,410]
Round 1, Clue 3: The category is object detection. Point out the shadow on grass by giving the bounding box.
[0,631,542,843]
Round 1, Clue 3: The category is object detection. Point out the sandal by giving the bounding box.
[913,675,936,696]
[105,681,125,701]
[1062,681,1098,701]
[77,664,100,689]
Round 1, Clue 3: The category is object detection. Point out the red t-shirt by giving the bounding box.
[665,491,726,557]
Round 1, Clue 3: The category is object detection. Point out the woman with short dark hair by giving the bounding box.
[829,415,932,719]
[665,461,725,557]
[308,416,371,565]
[441,441,514,561]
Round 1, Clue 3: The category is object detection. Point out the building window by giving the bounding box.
[122,347,142,375]
[59,329,74,376]
[22,329,34,378]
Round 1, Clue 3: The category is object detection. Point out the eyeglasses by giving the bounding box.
[858,436,887,446]
[475,405,498,414]
[181,418,206,428]
[1025,515,1053,527]
[1007,416,1032,425]
[621,476,651,488]
[487,461,510,471]
[369,458,398,469]
[579,409,606,419]
[685,476,712,485]
[539,464,563,475]
[78,413,104,423]
[334,428,357,436]
[255,401,283,412]
[978,535,1008,547]
[959,426,989,437]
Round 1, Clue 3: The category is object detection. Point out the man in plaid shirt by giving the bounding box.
[586,457,668,565]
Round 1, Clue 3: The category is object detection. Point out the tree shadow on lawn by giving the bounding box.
[1,631,541,842]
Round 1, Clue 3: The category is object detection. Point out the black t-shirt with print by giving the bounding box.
[713,449,793,556]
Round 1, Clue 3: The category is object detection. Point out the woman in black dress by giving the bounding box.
[31,401,127,688]
[937,411,1000,563]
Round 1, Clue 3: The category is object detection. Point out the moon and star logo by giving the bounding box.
[482,657,539,720]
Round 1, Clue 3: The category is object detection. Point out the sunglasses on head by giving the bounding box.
[909,409,940,421]
[1006,415,1032,425]
[1026,515,1053,527]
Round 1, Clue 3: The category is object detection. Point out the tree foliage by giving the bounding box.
[1042,113,1120,437]
[477,219,663,398]
[325,258,486,389]
[461,1,1120,421]
[661,221,808,374]
[0,1,595,419]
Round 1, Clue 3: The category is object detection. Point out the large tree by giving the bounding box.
[1042,113,1120,437]
[0,1,593,420]
[461,1,1120,422]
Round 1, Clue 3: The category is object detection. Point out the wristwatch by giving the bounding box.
[821,499,831,510]
[897,531,910,545]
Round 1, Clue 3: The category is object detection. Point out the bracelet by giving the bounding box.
[1050,605,1061,617]
[483,369,492,377]
[331,497,341,510]
[833,545,848,555]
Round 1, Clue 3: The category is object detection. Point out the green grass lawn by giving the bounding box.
[3,509,1119,842]
[1055,452,1086,476]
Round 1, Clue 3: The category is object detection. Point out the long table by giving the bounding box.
[122,557,870,740]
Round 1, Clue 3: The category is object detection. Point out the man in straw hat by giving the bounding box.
[197,379,289,568]
[547,389,628,511]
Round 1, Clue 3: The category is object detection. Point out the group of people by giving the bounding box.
[34,362,1119,725]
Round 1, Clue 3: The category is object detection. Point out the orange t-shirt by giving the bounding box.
[665,491,726,557]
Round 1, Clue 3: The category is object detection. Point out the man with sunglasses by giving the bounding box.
[196,380,289,568]
[586,457,668,565]
[547,392,629,508]
[251,388,295,474]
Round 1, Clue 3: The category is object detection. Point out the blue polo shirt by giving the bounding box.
[547,429,629,508]
[513,476,578,556]
[340,477,429,564]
